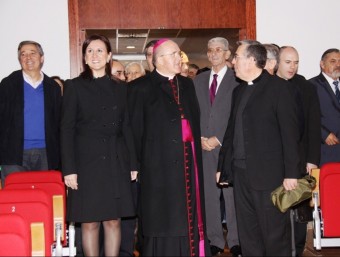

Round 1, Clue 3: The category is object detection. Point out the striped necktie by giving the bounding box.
[333,80,340,104]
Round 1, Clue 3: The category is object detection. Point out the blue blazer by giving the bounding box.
[309,73,340,165]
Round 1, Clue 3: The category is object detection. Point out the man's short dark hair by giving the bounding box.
[189,63,199,70]
[144,40,158,55]
[321,48,340,60]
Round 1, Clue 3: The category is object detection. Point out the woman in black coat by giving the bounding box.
[61,34,137,256]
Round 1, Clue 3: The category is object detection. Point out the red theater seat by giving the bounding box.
[320,163,340,237]
[3,170,76,256]
[313,162,340,250]
[5,170,66,244]
[0,189,53,256]
[0,213,31,256]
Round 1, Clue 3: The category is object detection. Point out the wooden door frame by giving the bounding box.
[68,0,256,78]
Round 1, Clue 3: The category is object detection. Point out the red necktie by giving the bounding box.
[210,74,218,105]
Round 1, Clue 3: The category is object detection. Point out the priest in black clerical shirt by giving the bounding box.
[217,40,300,256]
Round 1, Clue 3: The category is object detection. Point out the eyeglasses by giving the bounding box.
[233,54,247,61]
[125,71,141,76]
[159,51,182,58]
[207,48,227,54]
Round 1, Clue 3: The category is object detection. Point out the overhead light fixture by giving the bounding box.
[112,54,146,61]
[126,45,136,49]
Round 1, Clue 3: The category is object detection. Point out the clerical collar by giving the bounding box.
[156,69,175,80]
[246,70,264,86]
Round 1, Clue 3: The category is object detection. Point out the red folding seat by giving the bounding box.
[0,188,53,256]
[5,170,67,245]
[320,163,340,236]
[0,213,31,256]
[5,170,63,184]
[313,162,340,250]
[3,170,76,256]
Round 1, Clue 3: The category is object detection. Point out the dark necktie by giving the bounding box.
[333,80,340,104]
[210,74,218,105]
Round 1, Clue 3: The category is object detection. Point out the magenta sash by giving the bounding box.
[182,119,205,257]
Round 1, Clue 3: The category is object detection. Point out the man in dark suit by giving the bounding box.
[276,46,321,257]
[0,40,61,187]
[217,40,300,256]
[309,48,340,165]
[127,39,210,256]
[194,37,241,257]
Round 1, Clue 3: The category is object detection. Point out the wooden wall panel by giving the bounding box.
[78,0,167,29]
[68,0,256,78]
[193,0,246,28]
[68,0,81,78]
[77,0,247,29]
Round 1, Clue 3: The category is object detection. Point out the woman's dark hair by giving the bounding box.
[80,34,112,79]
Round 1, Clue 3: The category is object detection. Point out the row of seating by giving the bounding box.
[0,170,76,256]
[0,163,339,255]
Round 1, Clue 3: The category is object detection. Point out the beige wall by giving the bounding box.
[0,0,70,80]
[256,0,340,79]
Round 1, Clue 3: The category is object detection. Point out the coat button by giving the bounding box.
[102,106,107,110]
[101,156,106,160]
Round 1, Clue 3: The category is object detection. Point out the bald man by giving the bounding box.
[127,39,210,256]
[111,59,125,81]
[277,46,321,257]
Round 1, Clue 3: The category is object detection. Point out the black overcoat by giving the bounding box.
[218,71,301,190]
[61,76,137,222]
[127,70,207,237]
[290,74,321,174]
[0,70,61,169]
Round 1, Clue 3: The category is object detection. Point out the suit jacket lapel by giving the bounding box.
[202,73,211,108]
[213,69,234,106]
[319,74,340,110]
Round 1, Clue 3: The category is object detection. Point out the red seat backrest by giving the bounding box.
[4,170,66,245]
[0,189,54,256]
[320,162,340,237]
[0,213,31,256]
[5,170,63,185]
